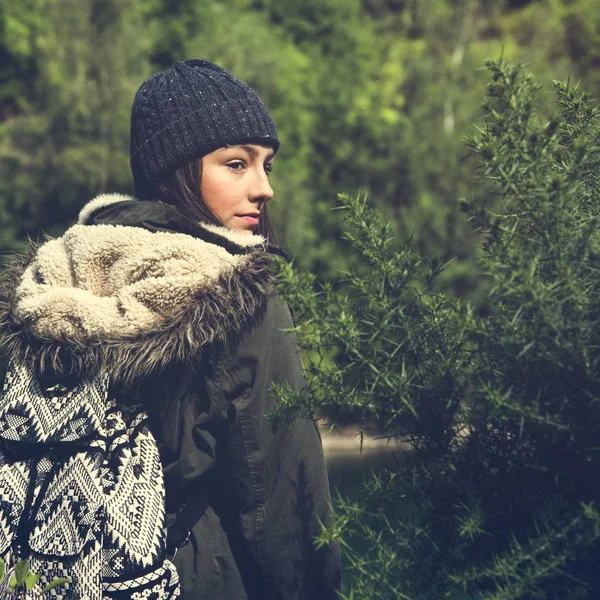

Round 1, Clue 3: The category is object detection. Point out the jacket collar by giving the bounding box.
[78,193,268,251]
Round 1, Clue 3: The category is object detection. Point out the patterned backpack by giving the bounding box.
[0,359,180,599]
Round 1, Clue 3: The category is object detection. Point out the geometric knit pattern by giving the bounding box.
[0,361,108,443]
[0,359,180,599]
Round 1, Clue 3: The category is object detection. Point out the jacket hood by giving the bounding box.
[0,194,277,384]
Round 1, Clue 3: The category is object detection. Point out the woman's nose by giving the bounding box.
[249,168,274,203]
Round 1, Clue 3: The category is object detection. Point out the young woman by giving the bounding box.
[0,60,340,599]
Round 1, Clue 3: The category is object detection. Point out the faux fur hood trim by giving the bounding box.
[0,201,277,384]
[198,222,266,247]
[77,193,132,225]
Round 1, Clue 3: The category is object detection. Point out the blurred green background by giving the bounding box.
[1,0,599,279]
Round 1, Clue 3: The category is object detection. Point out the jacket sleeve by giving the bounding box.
[210,295,341,600]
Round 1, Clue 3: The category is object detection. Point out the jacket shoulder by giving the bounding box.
[224,294,299,366]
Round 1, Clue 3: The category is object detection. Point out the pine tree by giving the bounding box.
[275,60,600,599]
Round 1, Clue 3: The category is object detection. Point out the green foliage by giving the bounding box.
[3,0,600,275]
[0,0,149,246]
[0,556,69,597]
[275,61,600,598]
[275,189,465,435]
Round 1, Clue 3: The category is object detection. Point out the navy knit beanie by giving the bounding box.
[130,59,279,199]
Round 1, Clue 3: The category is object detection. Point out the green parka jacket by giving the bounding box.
[0,194,341,600]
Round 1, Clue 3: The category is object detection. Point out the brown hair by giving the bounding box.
[153,158,277,243]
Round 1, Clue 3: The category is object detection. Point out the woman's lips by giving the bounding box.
[238,215,260,227]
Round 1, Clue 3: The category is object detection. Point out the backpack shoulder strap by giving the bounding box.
[166,483,210,557]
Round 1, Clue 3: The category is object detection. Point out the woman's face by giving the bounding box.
[201,144,275,234]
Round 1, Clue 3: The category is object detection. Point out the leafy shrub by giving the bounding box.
[275,60,600,599]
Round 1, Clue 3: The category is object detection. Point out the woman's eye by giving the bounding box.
[227,160,245,171]
[264,163,274,175]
